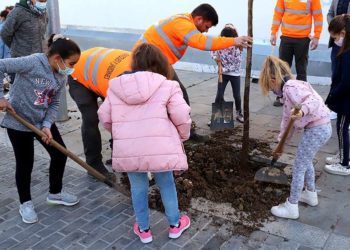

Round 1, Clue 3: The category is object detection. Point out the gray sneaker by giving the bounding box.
[47,190,79,206]
[19,201,38,224]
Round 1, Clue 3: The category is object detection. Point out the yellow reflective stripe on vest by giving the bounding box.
[91,49,114,86]
[282,23,312,30]
[205,37,213,50]
[84,48,105,81]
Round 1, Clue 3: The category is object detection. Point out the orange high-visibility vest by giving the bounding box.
[72,47,131,97]
[271,0,323,39]
[134,13,236,65]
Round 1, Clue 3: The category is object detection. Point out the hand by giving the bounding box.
[310,37,319,50]
[214,58,221,64]
[0,97,15,113]
[234,36,253,48]
[290,108,303,120]
[270,34,277,46]
[41,127,52,145]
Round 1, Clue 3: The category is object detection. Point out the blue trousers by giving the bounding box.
[127,171,180,230]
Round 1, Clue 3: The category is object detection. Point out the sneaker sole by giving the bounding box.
[19,209,38,224]
[271,210,299,219]
[168,221,191,239]
[133,229,153,244]
[299,198,318,207]
[324,166,350,176]
[46,198,80,206]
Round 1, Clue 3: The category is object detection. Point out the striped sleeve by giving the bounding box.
[184,30,235,51]
[271,0,284,35]
[311,0,323,39]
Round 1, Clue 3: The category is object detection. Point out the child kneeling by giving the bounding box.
[98,43,191,243]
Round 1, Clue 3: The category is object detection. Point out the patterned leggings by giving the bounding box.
[289,123,332,204]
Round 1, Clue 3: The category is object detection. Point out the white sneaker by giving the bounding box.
[324,163,350,176]
[47,190,79,206]
[19,201,38,224]
[329,111,337,120]
[299,189,318,206]
[326,154,350,165]
[271,199,299,219]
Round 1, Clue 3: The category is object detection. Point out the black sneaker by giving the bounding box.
[105,159,112,166]
[273,97,283,107]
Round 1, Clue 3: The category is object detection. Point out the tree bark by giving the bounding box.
[240,0,254,167]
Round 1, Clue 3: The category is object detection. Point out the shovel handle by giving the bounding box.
[272,104,302,160]
[218,62,223,83]
[6,109,114,187]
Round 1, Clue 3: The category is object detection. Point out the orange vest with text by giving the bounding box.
[72,47,131,97]
[271,0,323,39]
[133,13,236,65]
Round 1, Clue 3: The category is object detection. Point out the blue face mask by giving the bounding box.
[35,1,47,10]
[57,60,75,76]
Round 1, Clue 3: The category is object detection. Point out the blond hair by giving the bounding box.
[259,56,293,96]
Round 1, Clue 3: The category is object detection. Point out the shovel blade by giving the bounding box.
[210,101,234,131]
[254,167,289,185]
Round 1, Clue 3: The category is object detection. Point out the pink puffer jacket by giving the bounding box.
[97,71,191,172]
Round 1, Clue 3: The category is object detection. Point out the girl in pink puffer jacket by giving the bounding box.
[98,43,191,244]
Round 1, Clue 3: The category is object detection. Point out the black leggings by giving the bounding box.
[215,74,242,112]
[7,124,67,204]
[337,114,350,167]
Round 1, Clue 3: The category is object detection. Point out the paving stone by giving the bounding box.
[102,224,130,243]
[102,213,129,230]
[0,238,18,249]
[182,240,205,250]
[36,220,67,238]
[60,207,90,223]
[59,218,88,236]
[276,240,300,250]
[86,240,109,250]
[123,238,146,250]
[79,227,109,247]
[108,236,133,249]
[262,220,330,248]
[103,203,129,218]
[54,230,86,249]
[0,225,23,243]
[80,215,110,233]
[220,235,248,250]
[9,235,41,250]
[160,242,182,250]
[32,232,65,250]
[297,246,316,250]
[82,205,110,221]
[323,233,350,250]
[13,223,45,241]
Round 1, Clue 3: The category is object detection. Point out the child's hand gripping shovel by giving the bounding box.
[254,105,302,185]
[6,109,130,196]
[210,62,234,130]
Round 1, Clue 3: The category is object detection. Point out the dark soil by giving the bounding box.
[122,128,290,229]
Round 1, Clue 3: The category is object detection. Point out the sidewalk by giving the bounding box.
[0,70,349,249]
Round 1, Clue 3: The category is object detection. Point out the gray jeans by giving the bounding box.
[289,123,332,204]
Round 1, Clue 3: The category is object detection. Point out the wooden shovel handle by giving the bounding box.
[218,62,223,83]
[273,104,302,159]
[6,109,113,187]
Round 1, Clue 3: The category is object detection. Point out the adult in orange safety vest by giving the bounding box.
[270,0,323,106]
[68,47,131,180]
[133,3,252,141]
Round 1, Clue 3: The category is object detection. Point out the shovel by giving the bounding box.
[210,62,234,131]
[254,105,302,185]
[6,109,130,196]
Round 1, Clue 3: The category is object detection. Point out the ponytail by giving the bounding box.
[47,34,81,59]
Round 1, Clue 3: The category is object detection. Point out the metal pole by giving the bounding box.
[47,0,69,122]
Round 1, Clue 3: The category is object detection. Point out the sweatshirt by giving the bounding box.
[0,53,67,131]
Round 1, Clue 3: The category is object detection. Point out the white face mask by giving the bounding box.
[335,37,344,47]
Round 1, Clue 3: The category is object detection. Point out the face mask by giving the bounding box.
[35,2,47,10]
[57,60,75,76]
[334,37,344,47]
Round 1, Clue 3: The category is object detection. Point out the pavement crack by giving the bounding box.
[186,76,217,89]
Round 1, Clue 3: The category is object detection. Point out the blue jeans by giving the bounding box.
[127,171,180,230]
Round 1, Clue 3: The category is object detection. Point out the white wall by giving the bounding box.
[1,0,333,44]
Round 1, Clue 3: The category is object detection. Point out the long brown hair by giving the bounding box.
[259,56,293,96]
[329,14,350,57]
[131,43,173,79]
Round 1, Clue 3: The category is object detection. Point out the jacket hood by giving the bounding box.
[110,71,167,105]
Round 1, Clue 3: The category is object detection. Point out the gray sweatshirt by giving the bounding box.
[0,4,48,57]
[0,53,67,131]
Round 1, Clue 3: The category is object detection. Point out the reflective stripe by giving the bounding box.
[273,20,281,25]
[306,0,311,13]
[285,8,309,14]
[284,0,311,14]
[140,35,147,43]
[155,24,182,59]
[314,21,323,26]
[91,49,114,86]
[205,37,213,50]
[183,29,200,45]
[312,9,322,15]
[275,6,284,13]
[282,22,312,30]
[84,48,105,81]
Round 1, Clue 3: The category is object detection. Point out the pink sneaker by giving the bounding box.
[168,215,191,239]
[133,223,152,244]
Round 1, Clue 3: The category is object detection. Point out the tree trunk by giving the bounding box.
[240,0,254,167]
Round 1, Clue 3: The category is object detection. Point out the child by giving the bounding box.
[259,56,331,219]
[324,14,350,175]
[210,23,244,123]
[0,34,81,224]
[98,43,192,243]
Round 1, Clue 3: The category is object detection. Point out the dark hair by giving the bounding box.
[5,6,14,11]
[47,34,81,59]
[0,10,9,19]
[220,27,238,38]
[131,43,173,79]
[329,14,350,57]
[191,4,218,26]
